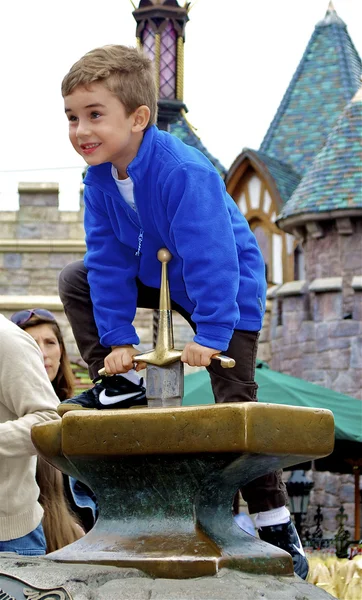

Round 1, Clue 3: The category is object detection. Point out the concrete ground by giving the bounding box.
[0,553,335,600]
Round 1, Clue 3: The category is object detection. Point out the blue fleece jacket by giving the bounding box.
[83,125,266,351]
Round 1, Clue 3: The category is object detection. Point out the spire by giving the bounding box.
[133,0,188,129]
[277,83,362,227]
[317,0,345,26]
[259,4,361,177]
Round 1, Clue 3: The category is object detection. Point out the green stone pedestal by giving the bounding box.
[31,403,334,579]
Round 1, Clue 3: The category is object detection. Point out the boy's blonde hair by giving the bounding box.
[61,45,158,127]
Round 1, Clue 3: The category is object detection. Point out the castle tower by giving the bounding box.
[226,2,361,285]
[132,0,226,175]
[268,83,362,400]
[132,0,188,130]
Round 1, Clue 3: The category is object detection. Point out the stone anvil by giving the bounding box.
[31,249,335,579]
[32,402,334,579]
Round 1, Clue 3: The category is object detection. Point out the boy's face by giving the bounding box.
[64,82,145,177]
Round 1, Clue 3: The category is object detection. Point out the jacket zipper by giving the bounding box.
[135,229,144,256]
[126,168,144,257]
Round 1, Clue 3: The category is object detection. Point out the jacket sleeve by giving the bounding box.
[163,162,241,350]
[83,186,140,347]
[0,323,60,458]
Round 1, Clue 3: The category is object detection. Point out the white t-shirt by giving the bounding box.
[111,165,136,211]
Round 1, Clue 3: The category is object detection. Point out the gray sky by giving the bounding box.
[0,0,361,209]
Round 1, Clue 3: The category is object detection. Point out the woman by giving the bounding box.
[0,314,59,556]
[10,308,96,550]
[10,308,74,400]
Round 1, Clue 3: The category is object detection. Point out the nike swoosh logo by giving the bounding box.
[293,540,306,557]
[99,389,140,405]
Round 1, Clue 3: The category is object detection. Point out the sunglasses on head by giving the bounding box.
[10,308,57,328]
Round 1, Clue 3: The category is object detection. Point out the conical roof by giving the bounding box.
[170,115,226,176]
[259,2,361,177]
[277,84,362,223]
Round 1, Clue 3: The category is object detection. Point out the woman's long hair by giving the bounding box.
[36,456,84,552]
[47,320,74,400]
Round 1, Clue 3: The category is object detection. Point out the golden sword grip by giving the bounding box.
[212,354,236,369]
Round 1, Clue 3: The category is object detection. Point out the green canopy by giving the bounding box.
[183,361,362,447]
[183,361,362,538]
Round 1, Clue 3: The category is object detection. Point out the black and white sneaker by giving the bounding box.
[258,520,309,579]
[59,374,147,415]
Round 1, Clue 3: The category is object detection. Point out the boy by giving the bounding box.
[0,314,60,554]
[59,45,308,578]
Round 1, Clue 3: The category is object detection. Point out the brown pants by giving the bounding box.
[59,260,287,514]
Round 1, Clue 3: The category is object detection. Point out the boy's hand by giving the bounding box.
[104,345,147,374]
[181,341,221,367]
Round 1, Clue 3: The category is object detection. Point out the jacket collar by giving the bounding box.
[83,125,158,194]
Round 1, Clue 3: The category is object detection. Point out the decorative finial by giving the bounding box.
[319,0,344,26]
[157,248,172,263]
[186,0,200,11]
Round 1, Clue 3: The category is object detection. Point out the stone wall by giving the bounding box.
[261,279,362,540]
[0,183,85,296]
[266,278,362,399]
[306,470,357,540]
[303,220,362,316]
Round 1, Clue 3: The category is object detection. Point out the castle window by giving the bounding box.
[294,244,305,280]
[253,225,270,282]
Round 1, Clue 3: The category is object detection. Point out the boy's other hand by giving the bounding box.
[181,342,221,368]
[104,345,146,373]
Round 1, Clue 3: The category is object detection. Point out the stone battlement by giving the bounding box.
[263,277,362,399]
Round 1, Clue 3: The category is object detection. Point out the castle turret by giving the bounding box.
[277,83,362,317]
[266,83,362,399]
[259,0,361,177]
[132,0,189,130]
[226,2,361,285]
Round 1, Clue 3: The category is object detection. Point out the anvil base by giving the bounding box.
[31,403,334,579]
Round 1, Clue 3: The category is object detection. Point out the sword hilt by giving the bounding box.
[99,352,235,377]
[99,248,235,377]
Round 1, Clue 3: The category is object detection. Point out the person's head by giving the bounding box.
[10,308,74,401]
[62,45,157,175]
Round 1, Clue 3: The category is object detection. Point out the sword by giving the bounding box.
[99,248,235,407]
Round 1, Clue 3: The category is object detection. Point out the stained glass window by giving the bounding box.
[142,22,155,61]
[159,22,176,99]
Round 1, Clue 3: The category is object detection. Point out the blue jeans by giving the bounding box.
[0,523,46,556]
